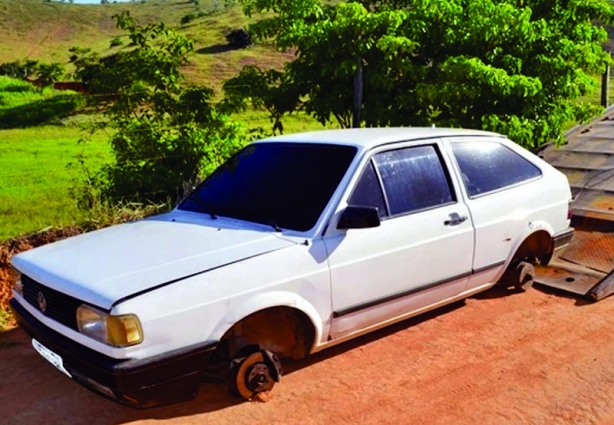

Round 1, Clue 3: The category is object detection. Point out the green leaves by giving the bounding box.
[72,11,246,205]
[231,0,614,147]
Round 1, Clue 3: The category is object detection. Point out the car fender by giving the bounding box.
[503,219,554,270]
[208,291,324,352]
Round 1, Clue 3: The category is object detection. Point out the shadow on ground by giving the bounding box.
[533,282,595,306]
[0,95,83,128]
[196,43,236,55]
[0,300,467,425]
[473,281,595,306]
[7,282,593,424]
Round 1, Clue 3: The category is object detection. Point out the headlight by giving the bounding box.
[76,304,143,347]
[11,268,22,296]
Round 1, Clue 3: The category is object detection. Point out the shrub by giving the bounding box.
[225,28,252,48]
[110,36,123,47]
[180,13,196,25]
[71,12,250,206]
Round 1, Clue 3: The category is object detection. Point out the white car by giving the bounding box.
[10,127,573,407]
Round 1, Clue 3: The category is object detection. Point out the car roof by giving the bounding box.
[258,127,504,150]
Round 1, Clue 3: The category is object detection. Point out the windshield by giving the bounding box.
[179,142,357,232]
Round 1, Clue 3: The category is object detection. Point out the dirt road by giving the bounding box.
[2,286,614,425]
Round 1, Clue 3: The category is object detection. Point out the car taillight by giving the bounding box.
[568,200,574,220]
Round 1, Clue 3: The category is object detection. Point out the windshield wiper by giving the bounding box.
[220,205,282,232]
[185,192,217,220]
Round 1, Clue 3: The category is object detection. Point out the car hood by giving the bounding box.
[12,211,298,309]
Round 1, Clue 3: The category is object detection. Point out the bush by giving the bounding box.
[71,12,250,206]
[95,113,249,203]
[0,60,64,87]
[110,36,123,47]
[180,13,196,25]
[226,28,252,48]
[0,60,39,79]
[0,308,12,331]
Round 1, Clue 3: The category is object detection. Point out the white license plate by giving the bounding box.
[32,339,72,378]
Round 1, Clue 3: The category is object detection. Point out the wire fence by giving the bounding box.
[3,68,614,189]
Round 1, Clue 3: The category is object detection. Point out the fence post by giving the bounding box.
[601,64,610,108]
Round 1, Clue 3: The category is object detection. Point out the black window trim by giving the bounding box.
[343,157,390,221]
[371,157,391,217]
[449,139,544,200]
[373,143,459,220]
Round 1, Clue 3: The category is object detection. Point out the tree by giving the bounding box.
[71,11,247,205]
[222,65,301,134]
[230,0,614,148]
[35,62,65,86]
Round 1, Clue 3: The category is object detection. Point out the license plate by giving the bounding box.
[32,339,72,378]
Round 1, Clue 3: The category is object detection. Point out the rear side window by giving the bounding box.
[374,145,455,216]
[451,141,542,197]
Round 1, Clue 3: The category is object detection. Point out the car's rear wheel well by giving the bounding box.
[496,231,551,290]
[511,230,553,266]
[221,306,316,360]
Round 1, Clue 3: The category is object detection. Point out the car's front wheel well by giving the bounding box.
[221,306,316,360]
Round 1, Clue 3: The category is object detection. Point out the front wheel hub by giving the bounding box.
[246,363,273,392]
[228,349,282,400]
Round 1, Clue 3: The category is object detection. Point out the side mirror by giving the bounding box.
[337,205,381,230]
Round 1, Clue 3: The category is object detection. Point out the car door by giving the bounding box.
[324,142,475,340]
[442,137,544,289]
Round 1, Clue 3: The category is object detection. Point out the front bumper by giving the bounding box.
[10,299,218,408]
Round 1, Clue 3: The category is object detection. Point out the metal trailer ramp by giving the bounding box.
[535,108,614,301]
[534,229,614,301]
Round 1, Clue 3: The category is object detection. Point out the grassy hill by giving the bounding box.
[0,0,305,242]
[0,0,612,244]
[0,0,290,96]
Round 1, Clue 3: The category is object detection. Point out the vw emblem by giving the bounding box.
[37,292,47,313]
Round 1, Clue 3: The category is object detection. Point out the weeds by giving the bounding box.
[0,309,12,332]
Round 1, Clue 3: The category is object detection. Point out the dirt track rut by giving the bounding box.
[2,285,614,425]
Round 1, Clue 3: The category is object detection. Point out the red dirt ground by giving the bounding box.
[2,285,614,425]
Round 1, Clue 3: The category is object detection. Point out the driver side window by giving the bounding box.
[348,160,388,218]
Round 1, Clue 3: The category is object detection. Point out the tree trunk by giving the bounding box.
[353,56,363,128]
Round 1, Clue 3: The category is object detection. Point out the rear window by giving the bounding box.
[451,141,542,197]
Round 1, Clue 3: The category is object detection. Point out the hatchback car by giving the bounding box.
[10,127,573,407]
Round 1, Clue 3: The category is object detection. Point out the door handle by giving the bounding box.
[444,213,468,226]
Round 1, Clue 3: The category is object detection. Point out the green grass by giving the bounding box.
[0,102,329,243]
[0,125,111,241]
[0,76,85,128]
[0,0,288,92]
[0,76,109,240]
[571,73,614,106]
[0,0,612,243]
[234,109,336,134]
[560,74,614,132]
